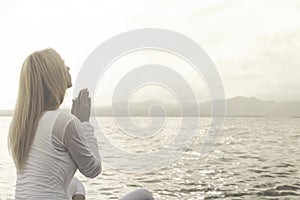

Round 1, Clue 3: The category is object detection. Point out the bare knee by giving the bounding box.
[137,189,154,200]
[72,194,85,200]
[120,188,154,200]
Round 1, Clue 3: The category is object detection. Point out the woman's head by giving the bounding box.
[8,48,71,171]
[24,48,70,109]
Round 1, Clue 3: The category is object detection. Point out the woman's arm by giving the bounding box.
[64,88,101,178]
[63,118,101,178]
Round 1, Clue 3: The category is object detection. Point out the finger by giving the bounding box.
[71,100,75,114]
[75,98,81,107]
[85,90,90,104]
[82,89,89,104]
[78,89,85,100]
[78,89,86,99]
[72,98,79,107]
[79,90,87,104]
[71,99,79,114]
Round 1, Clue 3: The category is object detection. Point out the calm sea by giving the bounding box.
[0,117,299,200]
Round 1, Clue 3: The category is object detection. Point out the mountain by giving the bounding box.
[94,100,181,116]
[225,96,300,117]
[1,97,299,117]
[94,96,300,117]
[0,110,13,116]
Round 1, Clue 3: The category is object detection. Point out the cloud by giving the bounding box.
[1,0,300,109]
[219,27,300,101]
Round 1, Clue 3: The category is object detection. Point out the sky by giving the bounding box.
[0,0,300,109]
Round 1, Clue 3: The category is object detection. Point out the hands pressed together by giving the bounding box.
[71,88,91,122]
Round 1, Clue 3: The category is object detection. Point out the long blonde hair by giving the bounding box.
[8,48,68,171]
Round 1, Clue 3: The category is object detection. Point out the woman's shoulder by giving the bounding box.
[55,110,89,134]
[52,110,77,135]
[57,109,73,119]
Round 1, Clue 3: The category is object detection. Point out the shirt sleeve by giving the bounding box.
[63,117,101,178]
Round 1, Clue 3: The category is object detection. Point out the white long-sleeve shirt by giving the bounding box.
[15,109,101,200]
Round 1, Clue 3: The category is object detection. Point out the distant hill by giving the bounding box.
[1,97,300,117]
[224,96,300,117]
[0,110,13,116]
[93,96,300,117]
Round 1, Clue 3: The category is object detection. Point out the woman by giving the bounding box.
[8,48,154,200]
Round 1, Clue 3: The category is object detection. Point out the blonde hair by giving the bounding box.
[8,48,68,171]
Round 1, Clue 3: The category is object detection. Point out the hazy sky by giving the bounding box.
[0,0,300,109]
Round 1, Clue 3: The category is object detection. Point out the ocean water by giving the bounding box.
[0,116,299,200]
